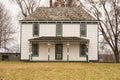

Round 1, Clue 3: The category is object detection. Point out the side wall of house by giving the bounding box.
[21,24,32,60]
[87,24,98,61]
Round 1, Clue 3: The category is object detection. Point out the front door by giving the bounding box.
[55,44,63,60]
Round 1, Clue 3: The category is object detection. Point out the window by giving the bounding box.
[56,23,62,36]
[32,44,39,56]
[33,23,39,36]
[80,44,87,57]
[80,23,87,37]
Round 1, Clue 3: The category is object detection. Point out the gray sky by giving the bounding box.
[0,0,52,52]
[0,0,56,21]
[0,0,21,52]
[0,0,20,18]
[0,0,51,17]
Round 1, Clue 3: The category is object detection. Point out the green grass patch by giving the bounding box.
[0,61,120,80]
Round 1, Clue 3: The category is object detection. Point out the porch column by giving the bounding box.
[29,42,32,61]
[47,42,51,61]
[86,41,89,62]
[67,42,70,61]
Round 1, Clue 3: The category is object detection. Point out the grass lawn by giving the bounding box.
[0,62,120,80]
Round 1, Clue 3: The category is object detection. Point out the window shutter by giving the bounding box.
[56,23,62,36]
[33,23,39,36]
[32,44,39,56]
[80,23,87,37]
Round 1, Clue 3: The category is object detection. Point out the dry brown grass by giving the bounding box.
[0,61,120,80]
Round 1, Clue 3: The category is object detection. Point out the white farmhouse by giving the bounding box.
[20,7,99,61]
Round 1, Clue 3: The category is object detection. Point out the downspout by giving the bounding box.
[20,22,22,61]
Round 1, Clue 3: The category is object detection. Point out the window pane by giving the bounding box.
[32,44,39,56]
[80,44,86,57]
[33,23,39,36]
[56,23,62,36]
[80,23,87,37]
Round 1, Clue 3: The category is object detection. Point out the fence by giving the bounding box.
[99,54,120,62]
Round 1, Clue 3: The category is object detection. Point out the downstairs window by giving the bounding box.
[32,44,39,56]
[80,44,87,57]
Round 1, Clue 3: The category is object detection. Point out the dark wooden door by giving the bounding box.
[55,44,63,60]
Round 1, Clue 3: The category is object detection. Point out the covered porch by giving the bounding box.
[28,37,89,61]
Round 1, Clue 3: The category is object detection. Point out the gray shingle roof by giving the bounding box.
[24,7,96,21]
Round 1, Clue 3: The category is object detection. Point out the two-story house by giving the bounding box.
[20,7,99,61]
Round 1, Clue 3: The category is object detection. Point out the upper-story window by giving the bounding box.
[33,23,39,36]
[56,23,62,36]
[80,23,87,37]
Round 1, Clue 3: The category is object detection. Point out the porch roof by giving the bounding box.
[29,37,89,42]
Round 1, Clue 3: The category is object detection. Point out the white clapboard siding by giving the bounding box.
[21,24,32,60]
[69,44,86,61]
[40,24,56,37]
[87,24,98,60]
[63,24,80,37]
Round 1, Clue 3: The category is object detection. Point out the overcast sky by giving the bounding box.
[0,0,52,17]
[0,0,19,18]
[0,0,21,51]
[0,0,52,51]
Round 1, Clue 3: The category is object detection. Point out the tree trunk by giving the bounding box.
[114,53,119,63]
[50,0,52,8]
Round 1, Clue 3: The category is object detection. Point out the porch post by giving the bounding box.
[29,42,32,61]
[86,41,89,62]
[48,42,51,61]
[67,42,70,61]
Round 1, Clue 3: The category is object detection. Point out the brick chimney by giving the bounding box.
[50,0,52,8]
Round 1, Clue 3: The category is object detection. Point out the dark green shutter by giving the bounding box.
[56,23,62,36]
[80,44,87,57]
[32,44,39,56]
[33,23,39,36]
[80,23,87,37]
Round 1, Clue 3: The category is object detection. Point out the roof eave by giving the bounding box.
[19,20,101,23]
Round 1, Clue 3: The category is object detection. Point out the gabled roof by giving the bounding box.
[24,7,96,21]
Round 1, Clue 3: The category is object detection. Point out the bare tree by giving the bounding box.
[0,2,15,51]
[80,0,120,63]
[8,43,20,53]
[11,0,41,17]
